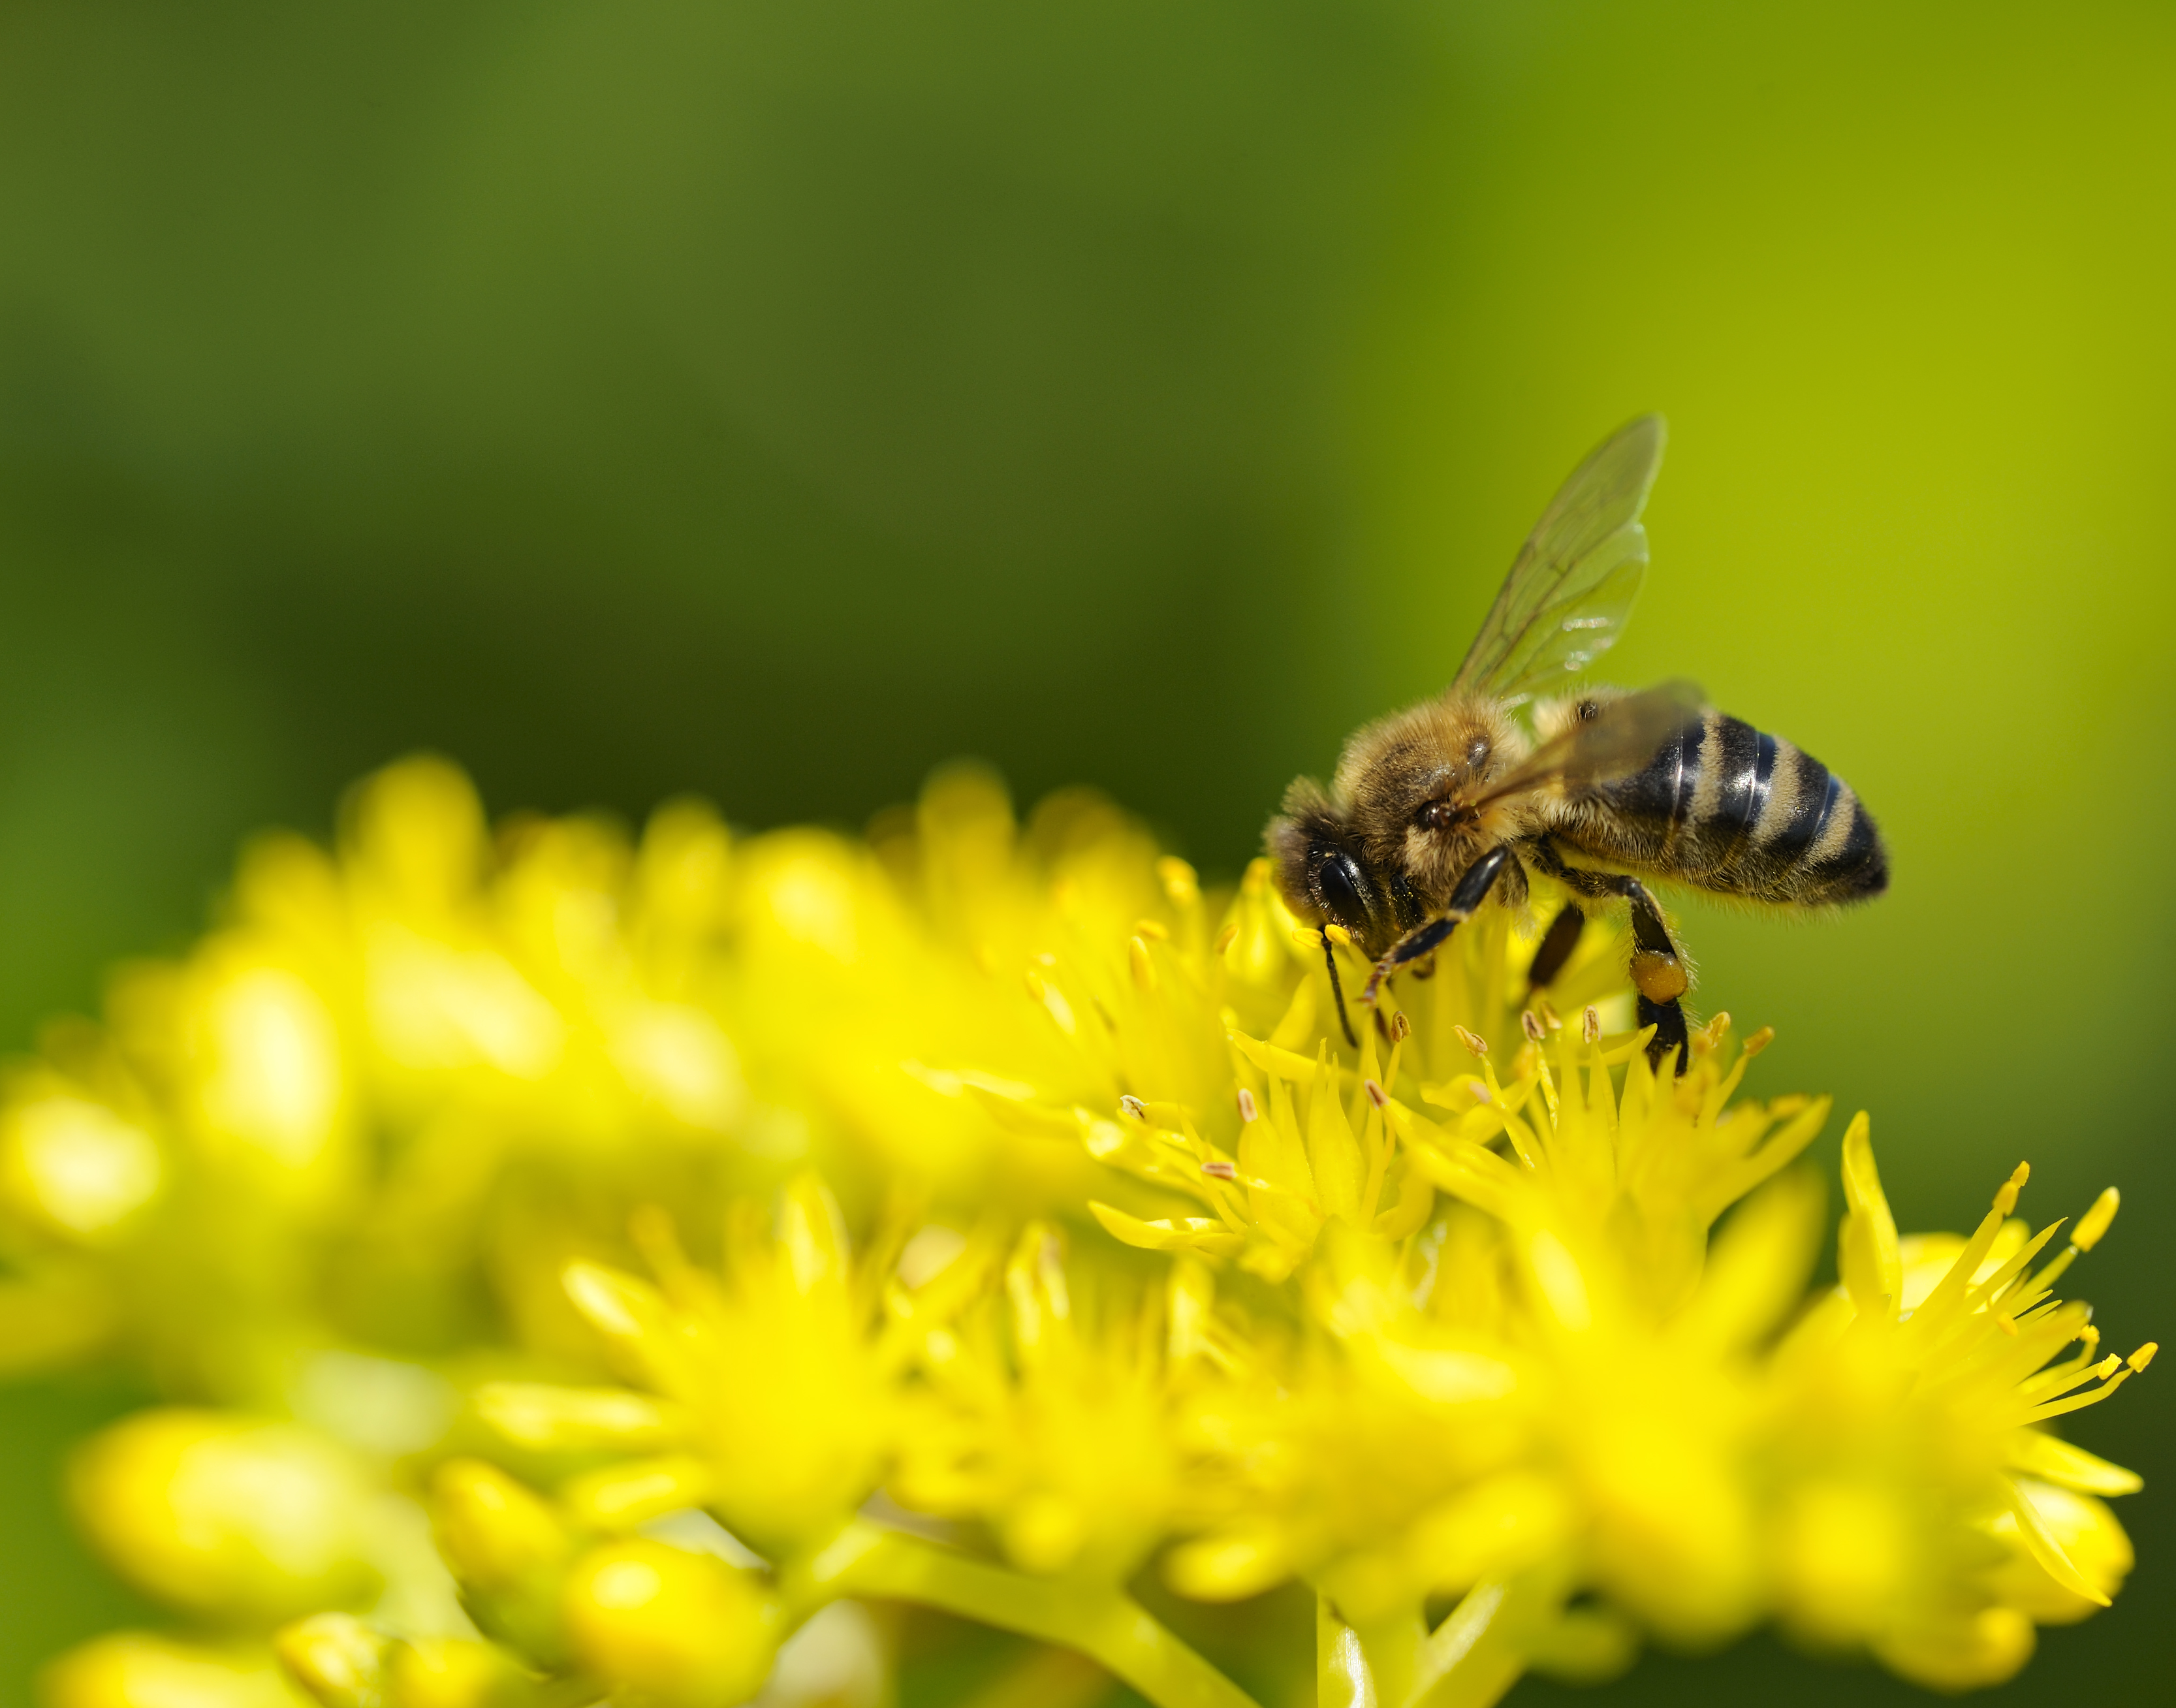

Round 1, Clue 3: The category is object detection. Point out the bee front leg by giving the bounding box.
[1360,847,1512,1009]
[1528,841,1690,1073]
[1526,904,1586,990]
[1319,931,1360,1049]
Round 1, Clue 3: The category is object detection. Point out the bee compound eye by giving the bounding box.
[1315,851,1369,930]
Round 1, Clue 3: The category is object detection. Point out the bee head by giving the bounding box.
[1267,781,1391,954]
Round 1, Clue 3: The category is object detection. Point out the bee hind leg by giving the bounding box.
[1528,844,1690,1075]
[1361,847,1513,1008]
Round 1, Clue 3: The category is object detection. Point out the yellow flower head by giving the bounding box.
[1762,1123,2151,1688]
[15,759,2156,1708]
[499,1173,919,1555]
[892,1224,1185,1578]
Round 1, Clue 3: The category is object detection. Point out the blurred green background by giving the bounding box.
[1,1,2169,1702]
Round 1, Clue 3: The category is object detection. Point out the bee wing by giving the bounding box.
[1467,680,1704,810]
[1451,415,1666,706]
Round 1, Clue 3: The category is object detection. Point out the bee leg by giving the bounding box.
[1320,931,1360,1049]
[1530,844,1690,1073]
[1526,904,1586,990]
[1361,847,1511,1007]
[1639,988,1692,1075]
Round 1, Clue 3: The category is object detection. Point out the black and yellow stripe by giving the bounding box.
[1588,708,1885,906]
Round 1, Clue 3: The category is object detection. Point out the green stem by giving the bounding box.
[1321,1580,1532,1708]
[786,1523,1262,1708]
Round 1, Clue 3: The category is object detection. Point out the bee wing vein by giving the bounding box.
[1451,414,1667,703]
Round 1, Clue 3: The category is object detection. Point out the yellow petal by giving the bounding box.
[2005,1431,2143,1496]
[1087,1202,1243,1257]
[473,1384,680,1453]
[1837,1112,1899,1320]
[562,1456,716,1531]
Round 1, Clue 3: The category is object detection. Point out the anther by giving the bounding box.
[1700,1011,1731,1051]
[1133,919,1171,942]
[1156,856,1201,909]
[2074,1187,2119,1252]
[1994,1162,2030,1217]
[1201,1160,1237,1180]
[1535,999,1562,1031]
[1389,1011,1411,1043]
[1454,1024,1489,1058]
[1324,923,1355,948]
[1212,923,1238,958]
[1129,936,1157,993]
[2130,1342,2159,1372]
[1741,1025,1774,1058]
[1581,1006,1601,1043]
[1237,1087,1260,1123]
[1364,1079,1388,1109]
[1521,1010,1545,1043]
[1119,1095,1146,1121]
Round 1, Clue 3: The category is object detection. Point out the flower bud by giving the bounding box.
[275,1619,531,1708]
[386,1638,531,1708]
[274,1615,387,1708]
[69,1412,379,1625]
[429,1461,574,1666]
[43,1635,305,1708]
[561,1539,780,1708]
[430,1461,570,1590]
[0,1088,162,1244]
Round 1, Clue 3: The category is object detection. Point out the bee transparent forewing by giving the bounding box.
[1466,680,1703,811]
[1451,415,1667,706]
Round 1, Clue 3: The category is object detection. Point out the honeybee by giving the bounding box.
[1269,415,1887,1070]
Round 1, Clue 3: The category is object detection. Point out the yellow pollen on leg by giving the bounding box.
[1630,949,1686,1004]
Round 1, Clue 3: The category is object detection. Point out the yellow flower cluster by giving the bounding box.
[6,757,2152,1708]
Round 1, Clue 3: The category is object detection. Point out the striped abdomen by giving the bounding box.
[1576,710,1887,906]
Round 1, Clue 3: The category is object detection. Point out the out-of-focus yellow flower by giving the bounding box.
[561,1537,780,1708]
[0,1077,163,1243]
[1762,1124,2153,1689]
[892,1224,1184,1577]
[560,1177,887,1552]
[70,1410,385,1625]
[276,1614,532,1708]
[43,1636,311,1708]
[483,1173,940,1557]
